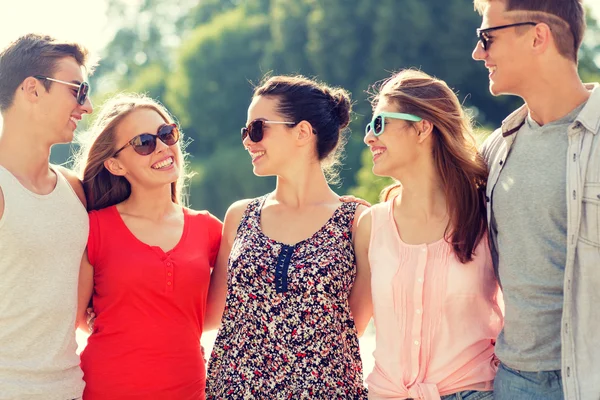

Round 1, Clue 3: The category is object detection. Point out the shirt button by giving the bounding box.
[167,272,172,277]
[166,261,172,267]
[416,309,422,314]
[417,278,424,283]
[421,247,426,253]
[414,340,420,346]
[167,281,172,286]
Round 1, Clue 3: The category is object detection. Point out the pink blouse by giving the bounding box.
[366,200,503,400]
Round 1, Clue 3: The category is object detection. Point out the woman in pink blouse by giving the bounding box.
[354,70,503,400]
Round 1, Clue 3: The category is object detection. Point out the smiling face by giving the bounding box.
[472,1,535,96]
[107,107,182,190]
[364,97,423,178]
[36,56,93,144]
[243,95,298,177]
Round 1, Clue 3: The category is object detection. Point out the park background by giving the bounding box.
[1,0,599,379]
[1,0,599,216]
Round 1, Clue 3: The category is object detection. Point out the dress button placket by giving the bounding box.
[410,245,427,383]
[165,258,174,292]
[274,245,294,294]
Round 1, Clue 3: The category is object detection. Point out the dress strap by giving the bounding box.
[236,194,268,235]
[334,201,359,231]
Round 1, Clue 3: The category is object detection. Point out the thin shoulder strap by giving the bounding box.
[235,195,268,235]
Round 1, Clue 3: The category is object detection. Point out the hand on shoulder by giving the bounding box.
[339,195,371,208]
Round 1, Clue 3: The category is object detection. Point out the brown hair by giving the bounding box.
[374,70,488,263]
[75,93,188,211]
[253,75,352,184]
[474,0,586,62]
[0,33,96,111]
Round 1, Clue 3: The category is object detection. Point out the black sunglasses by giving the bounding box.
[33,75,90,106]
[114,123,180,156]
[476,22,537,51]
[241,119,296,142]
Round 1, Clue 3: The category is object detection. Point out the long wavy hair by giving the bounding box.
[374,70,488,263]
[74,93,188,211]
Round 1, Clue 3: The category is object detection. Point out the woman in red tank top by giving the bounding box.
[75,94,222,400]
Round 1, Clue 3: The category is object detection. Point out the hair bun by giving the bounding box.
[329,88,351,129]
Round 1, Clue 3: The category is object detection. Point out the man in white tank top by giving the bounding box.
[0,34,96,400]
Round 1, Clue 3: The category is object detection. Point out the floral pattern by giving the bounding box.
[207,196,367,399]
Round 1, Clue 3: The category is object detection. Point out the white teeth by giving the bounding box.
[372,149,385,156]
[152,157,174,169]
[251,151,265,161]
[70,117,78,126]
[489,66,497,73]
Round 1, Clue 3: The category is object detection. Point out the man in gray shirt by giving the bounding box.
[472,0,600,399]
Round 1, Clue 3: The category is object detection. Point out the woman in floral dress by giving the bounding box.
[204,75,371,399]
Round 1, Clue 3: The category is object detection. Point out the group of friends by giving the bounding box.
[0,0,599,399]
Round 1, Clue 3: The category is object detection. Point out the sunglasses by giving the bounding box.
[365,112,422,137]
[33,75,90,106]
[114,123,180,156]
[241,119,296,142]
[476,22,537,51]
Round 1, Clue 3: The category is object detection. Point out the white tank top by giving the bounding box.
[0,165,88,400]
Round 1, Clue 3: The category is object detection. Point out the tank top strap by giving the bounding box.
[330,201,359,232]
[236,194,269,234]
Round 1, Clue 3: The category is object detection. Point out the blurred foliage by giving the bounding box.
[53,0,600,218]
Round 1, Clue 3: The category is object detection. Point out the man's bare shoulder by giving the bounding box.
[54,165,87,207]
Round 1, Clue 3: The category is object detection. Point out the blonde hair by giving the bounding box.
[74,93,189,211]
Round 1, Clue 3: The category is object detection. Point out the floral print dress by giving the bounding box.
[206,196,367,399]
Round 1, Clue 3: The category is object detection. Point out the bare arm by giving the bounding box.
[76,249,94,332]
[204,199,252,331]
[56,165,87,208]
[349,205,373,337]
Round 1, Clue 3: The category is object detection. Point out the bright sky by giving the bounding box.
[1,0,599,54]
[0,0,110,55]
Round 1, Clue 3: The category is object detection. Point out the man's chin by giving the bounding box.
[489,81,501,96]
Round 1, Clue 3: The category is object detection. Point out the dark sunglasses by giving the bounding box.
[241,119,296,142]
[114,123,180,156]
[33,75,90,106]
[476,22,537,51]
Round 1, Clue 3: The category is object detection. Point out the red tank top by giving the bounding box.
[81,205,222,400]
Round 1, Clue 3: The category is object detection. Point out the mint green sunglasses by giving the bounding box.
[365,112,422,137]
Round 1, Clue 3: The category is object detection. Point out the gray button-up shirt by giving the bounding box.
[480,83,600,400]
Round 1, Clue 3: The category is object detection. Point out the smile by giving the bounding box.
[151,157,174,169]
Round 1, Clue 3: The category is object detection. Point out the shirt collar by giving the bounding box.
[500,82,600,137]
[575,83,600,135]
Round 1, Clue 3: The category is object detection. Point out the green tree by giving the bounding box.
[167,7,273,215]
[261,0,315,75]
